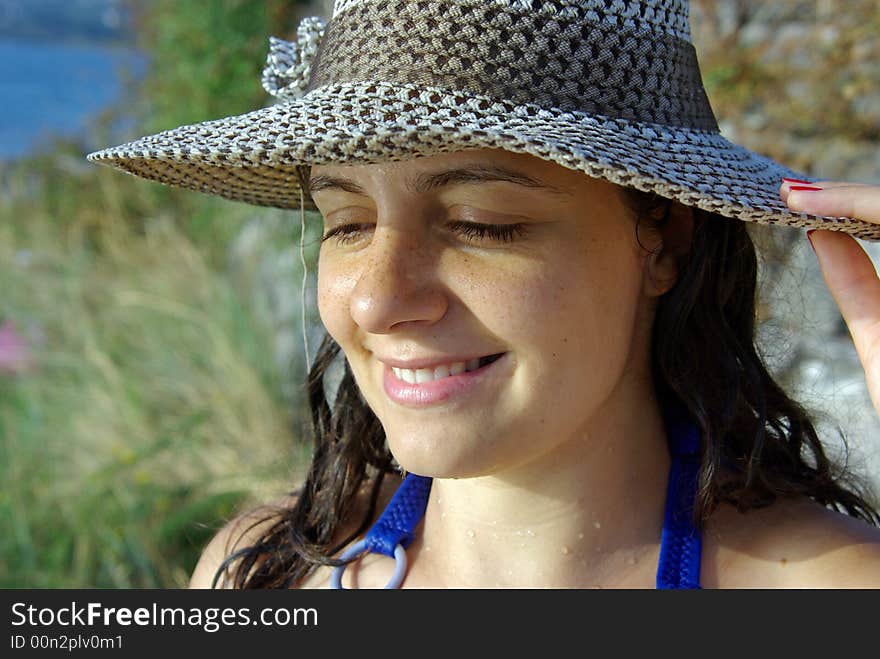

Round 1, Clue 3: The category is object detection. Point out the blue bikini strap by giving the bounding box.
[656,417,703,589]
[329,472,431,588]
[363,472,432,557]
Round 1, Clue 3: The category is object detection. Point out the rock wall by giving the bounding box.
[691,0,880,501]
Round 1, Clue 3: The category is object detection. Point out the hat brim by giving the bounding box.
[88,81,880,241]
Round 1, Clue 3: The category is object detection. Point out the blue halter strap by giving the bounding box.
[656,415,703,589]
[330,472,432,589]
[331,418,703,589]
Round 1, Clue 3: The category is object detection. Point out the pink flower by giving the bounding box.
[0,320,34,375]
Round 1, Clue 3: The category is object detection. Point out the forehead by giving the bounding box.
[308,147,610,199]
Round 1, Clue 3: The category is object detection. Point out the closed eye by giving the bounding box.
[447,221,528,244]
[321,221,529,246]
[321,223,373,245]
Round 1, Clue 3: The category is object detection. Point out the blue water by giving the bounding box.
[0,38,145,160]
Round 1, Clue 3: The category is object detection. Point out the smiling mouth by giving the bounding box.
[390,353,505,384]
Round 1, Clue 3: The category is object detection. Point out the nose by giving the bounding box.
[349,226,448,334]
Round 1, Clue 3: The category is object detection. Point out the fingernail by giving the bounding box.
[782,177,814,184]
[790,185,823,191]
[806,229,816,251]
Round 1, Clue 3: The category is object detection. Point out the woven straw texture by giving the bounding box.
[87,0,880,240]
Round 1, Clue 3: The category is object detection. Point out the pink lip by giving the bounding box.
[382,354,508,407]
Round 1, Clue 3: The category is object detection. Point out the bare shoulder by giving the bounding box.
[702,497,880,588]
[188,495,297,589]
[189,474,403,589]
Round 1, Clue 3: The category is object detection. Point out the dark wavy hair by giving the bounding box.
[213,176,880,589]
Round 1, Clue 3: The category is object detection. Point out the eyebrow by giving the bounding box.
[307,164,573,197]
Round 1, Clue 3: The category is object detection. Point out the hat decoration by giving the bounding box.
[262,17,327,102]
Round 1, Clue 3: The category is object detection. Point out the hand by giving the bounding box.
[781,180,880,415]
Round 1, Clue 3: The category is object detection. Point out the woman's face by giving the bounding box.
[312,148,666,478]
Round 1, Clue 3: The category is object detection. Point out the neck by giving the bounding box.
[408,389,672,588]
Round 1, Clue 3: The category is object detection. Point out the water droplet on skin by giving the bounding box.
[593,521,601,529]
[561,546,571,555]
[466,529,475,539]
[526,529,536,537]
[578,533,584,540]
[520,542,526,548]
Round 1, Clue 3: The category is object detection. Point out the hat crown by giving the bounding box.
[331,0,693,43]
[310,0,715,130]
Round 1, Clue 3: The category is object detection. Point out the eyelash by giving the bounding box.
[321,221,528,245]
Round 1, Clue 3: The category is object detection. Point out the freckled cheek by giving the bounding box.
[458,265,569,354]
[490,262,630,371]
[519,280,578,365]
[316,261,359,341]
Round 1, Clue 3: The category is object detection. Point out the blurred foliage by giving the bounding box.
[134,0,308,133]
[0,150,312,587]
[0,0,316,587]
[115,0,312,260]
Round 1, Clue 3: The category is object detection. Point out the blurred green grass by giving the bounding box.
[0,155,315,587]
[0,0,314,588]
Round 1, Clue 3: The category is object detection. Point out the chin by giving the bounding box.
[385,430,500,480]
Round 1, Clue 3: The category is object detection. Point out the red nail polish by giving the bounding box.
[790,185,823,191]
[807,229,816,251]
[782,177,814,184]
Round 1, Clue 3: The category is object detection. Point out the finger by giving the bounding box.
[809,229,880,366]
[779,179,870,202]
[784,185,880,223]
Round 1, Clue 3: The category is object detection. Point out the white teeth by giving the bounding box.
[391,357,491,384]
[397,367,416,384]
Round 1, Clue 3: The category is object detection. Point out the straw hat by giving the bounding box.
[87,0,880,240]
